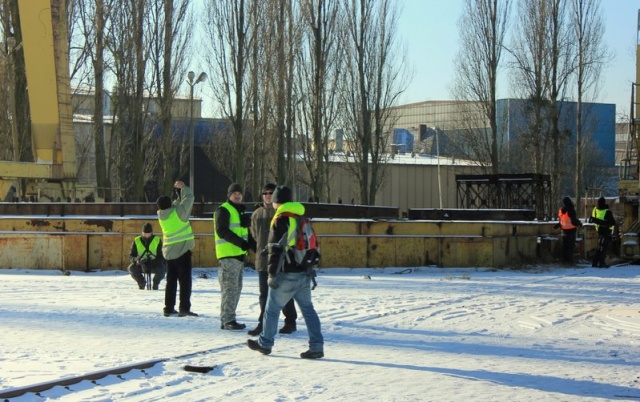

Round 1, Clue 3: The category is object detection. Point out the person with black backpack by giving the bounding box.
[247,185,324,359]
[247,182,298,336]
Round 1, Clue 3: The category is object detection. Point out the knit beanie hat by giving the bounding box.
[227,183,243,198]
[263,182,277,192]
[156,195,172,210]
[597,197,606,209]
[142,223,153,233]
[272,185,293,204]
[562,196,572,208]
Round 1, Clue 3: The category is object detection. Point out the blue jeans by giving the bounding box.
[259,272,323,352]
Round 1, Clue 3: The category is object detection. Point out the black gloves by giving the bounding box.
[588,217,594,223]
[240,213,251,228]
[268,275,279,289]
[240,241,250,251]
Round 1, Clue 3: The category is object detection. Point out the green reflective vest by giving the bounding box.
[134,236,160,260]
[159,209,194,246]
[591,207,612,233]
[214,202,248,258]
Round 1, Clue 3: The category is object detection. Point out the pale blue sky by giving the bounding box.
[398,0,638,119]
[192,0,638,120]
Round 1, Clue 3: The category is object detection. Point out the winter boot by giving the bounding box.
[247,324,263,336]
[300,350,324,359]
[247,339,271,355]
[279,322,297,334]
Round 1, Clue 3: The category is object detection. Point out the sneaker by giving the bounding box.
[247,324,263,336]
[247,339,271,355]
[279,323,297,334]
[179,311,199,317]
[222,321,246,330]
[163,309,178,317]
[300,350,324,359]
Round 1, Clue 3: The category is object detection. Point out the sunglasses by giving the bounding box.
[262,191,274,195]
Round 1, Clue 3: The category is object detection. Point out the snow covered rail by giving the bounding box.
[0,342,245,399]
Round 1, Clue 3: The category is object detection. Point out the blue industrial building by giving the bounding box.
[497,99,616,165]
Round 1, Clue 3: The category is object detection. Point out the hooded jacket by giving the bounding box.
[557,197,582,230]
[591,198,616,235]
[157,186,195,260]
[267,202,306,276]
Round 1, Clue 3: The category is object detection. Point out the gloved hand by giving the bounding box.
[268,275,279,289]
[240,241,250,251]
[587,217,593,223]
[240,213,251,228]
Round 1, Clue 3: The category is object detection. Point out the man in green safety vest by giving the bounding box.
[589,197,616,268]
[214,183,255,330]
[157,181,197,317]
[127,222,166,290]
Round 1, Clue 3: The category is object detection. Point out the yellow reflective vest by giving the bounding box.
[134,236,160,260]
[159,209,194,246]
[215,202,248,259]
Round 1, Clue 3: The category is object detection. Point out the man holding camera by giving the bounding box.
[128,223,166,290]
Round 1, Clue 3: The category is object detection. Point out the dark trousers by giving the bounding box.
[561,228,577,263]
[258,270,297,324]
[592,233,612,267]
[164,251,192,313]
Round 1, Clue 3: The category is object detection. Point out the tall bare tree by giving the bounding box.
[452,0,511,175]
[203,0,259,186]
[570,0,608,213]
[341,0,406,205]
[296,0,342,202]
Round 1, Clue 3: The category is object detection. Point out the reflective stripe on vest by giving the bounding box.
[134,236,160,260]
[592,207,612,233]
[214,202,248,258]
[159,209,194,246]
[558,208,576,230]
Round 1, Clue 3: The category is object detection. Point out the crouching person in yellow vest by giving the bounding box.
[157,181,197,317]
[128,222,166,290]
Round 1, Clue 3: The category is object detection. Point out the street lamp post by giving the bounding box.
[187,71,207,197]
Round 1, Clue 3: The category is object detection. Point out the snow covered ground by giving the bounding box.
[1,264,640,401]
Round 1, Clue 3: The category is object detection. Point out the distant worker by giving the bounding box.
[554,196,583,265]
[128,223,166,290]
[589,197,616,268]
[157,181,197,317]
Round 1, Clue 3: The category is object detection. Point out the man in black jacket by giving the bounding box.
[214,183,255,330]
[590,197,616,268]
[246,185,324,359]
[128,223,166,290]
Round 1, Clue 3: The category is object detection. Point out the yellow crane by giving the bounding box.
[2,0,76,200]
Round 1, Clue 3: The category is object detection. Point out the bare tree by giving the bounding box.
[570,0,609,213]
[452,0,511,175]
[203,0,259,186]
[341,0,407,205]
[295,0,343,202]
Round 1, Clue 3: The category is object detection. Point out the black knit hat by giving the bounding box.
[227,183,243,198]
[263,182,277,192]
[142,223,153,233]
[597,197,606,208]
[157,195,172,210]
[272,185,293,204]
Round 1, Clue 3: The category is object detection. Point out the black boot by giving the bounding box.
[247,324,263,336]
[279,322,297,334]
